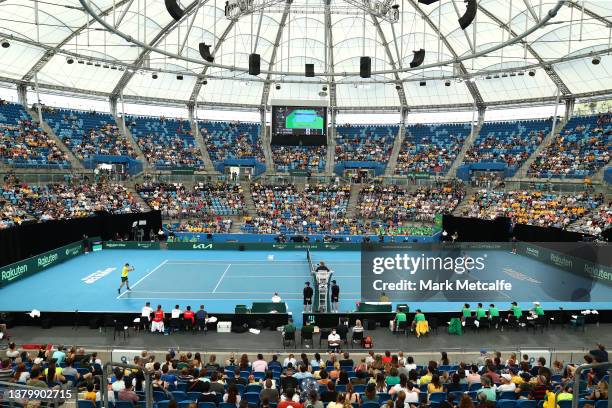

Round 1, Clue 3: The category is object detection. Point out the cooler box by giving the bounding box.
[217,321,232,333]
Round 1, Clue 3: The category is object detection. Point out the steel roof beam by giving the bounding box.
[407,0,484,109]
[259,0,292,107]
[21,0,134,83]
[478,3,572,96]
[110,0,201,100]
[189,18,239,105]
[369,14,408,109]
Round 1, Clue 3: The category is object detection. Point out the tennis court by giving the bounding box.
[0,247,610,326]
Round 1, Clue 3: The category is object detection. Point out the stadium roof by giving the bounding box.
[0,0,611,110]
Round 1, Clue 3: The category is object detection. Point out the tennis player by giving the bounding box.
[118,263,134,294]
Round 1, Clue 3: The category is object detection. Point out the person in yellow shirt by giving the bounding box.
[118,263,134,294]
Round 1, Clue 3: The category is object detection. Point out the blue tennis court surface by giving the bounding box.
[0,248,610,326]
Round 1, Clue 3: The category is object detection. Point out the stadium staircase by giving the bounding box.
[451,186,479,216]
[114,114,150,171]
[325,128,336,175]
[345,183,362,219]
[384,122,406,176]
[240,181,257,216]
[261,126,274,173]
[191,120,216,172]
[126,183,151,211]
[29,108,84,170]
[512,116,568,179]
[592,163,610,183]
[447,121,482,178]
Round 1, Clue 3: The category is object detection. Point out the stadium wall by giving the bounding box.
[0,211,162,267]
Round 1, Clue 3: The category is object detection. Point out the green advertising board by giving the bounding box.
[0,241,84,288]
[102,241,161,250]
[165,242,360,251]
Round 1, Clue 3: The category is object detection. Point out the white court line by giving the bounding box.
[117,259,169,299]
[212,264,232,293]
[117,297,363,301]
[225,275,361,278]
[119,290,363,295]
[166,261,361,265]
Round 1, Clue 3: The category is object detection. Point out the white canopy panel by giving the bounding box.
[0,0,609,109]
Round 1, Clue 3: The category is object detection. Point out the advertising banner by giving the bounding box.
[0,241,84,288]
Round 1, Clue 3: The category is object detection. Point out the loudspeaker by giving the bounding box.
[249,53,261,76]
[410,49,425,68]
[199,43,214,63]
[305,63,315,77]
[165,0,184,20]
[360,56,371,79]
[458,0,477,30]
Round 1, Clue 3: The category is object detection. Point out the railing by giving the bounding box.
[101,361,153,408]
[571,361,610,408]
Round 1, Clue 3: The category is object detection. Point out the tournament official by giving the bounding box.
[331,280,340,313]
[303,282,314,312]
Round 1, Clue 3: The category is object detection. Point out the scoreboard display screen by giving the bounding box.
[271,106,327,145]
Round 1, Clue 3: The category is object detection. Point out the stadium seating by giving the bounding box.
[272,146,326,173]
[0,181,144,228]
[567,201,611,235]
[126,116,203,170]
[395,123,470,175]
[463,119,552,169]
[461,190,605,229]
[242,183,349,234]
[358,184,464,234]
[43,107,136,161]
[528,114,611,178]
[0,101,69,168]
[335,124,398,167]
[200,120,264,165]
[137,182,245,218]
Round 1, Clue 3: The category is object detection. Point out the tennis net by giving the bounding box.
[306,248,314,272]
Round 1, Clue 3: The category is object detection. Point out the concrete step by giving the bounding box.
[240,181,256,214]
[447,122,481,177]
[191,119,215,172]
[114,114,150,170]
[30,108,84,170]
[512,116,567,179]
[384,124,406,176]
[346,183,362,219]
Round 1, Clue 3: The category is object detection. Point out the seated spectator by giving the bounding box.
[224,384,242,407]
[118,380,139,404]
[260,379,280,403]
[196,381,218,404]
[272,145,326,173]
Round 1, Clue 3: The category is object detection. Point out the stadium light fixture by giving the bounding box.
[225,0,287,20]
[66,58,74,64]
[177,74,184,80]
[445,80,451,86]
[528,70,536,76]
[152,73,158,79]
[419,81,426,86]
[1,40,10,48]
[275,84,281,90]
[342,0,400,23]
[592,56,601,65]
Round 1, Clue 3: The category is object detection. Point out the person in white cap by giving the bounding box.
[497,374,516,392]
[532,302,545,316]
